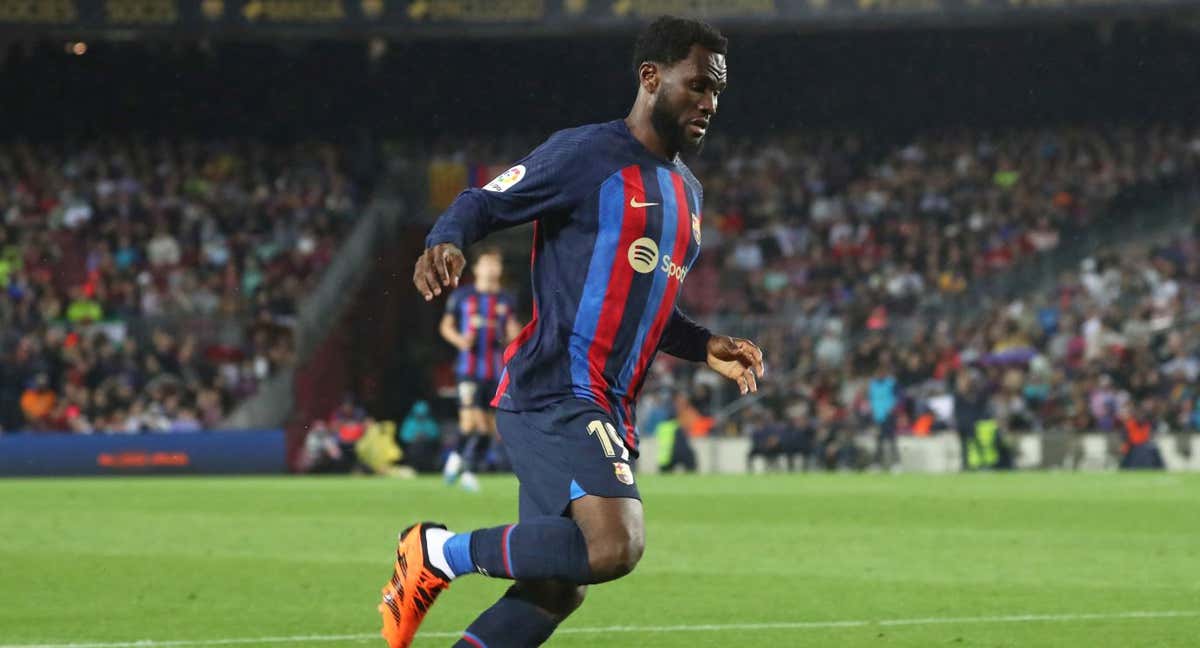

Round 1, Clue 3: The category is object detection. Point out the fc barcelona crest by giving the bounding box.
[613,462,635,486]
[691,213,702,245]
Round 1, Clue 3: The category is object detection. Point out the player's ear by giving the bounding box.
[638,61,660,94]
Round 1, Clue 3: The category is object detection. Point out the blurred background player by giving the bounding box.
[438,247,520,491]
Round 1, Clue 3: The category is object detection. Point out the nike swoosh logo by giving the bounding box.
[629,197,659,208]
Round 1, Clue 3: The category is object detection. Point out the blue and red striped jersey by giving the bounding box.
[426,120,713,449]
[445,285,516,381]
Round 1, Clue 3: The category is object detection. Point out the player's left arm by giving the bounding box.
[658,307,765,395]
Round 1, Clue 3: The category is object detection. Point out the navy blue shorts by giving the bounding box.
[457,379,499,410]
[497,399,640,520]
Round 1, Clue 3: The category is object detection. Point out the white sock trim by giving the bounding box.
[423,527,457,579]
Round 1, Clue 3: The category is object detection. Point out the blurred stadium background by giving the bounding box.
[3,0,1200,475]
[2,1,1200,646]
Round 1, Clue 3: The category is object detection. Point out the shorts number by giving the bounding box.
[586,420,629,461]
[458,382,478,407]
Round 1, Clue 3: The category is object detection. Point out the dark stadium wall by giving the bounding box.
[288,329,351,471]
[3,21,1198,140]
[283,225,429,470]
[342,225,436,422]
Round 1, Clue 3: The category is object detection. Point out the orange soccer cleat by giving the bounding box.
[378,522,453,648]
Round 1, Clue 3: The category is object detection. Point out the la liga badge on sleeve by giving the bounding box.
[484,165,526,193]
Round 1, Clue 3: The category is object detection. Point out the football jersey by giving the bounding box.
[427,119,711,449]
[445,285,516,381]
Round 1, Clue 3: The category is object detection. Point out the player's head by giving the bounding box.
[631,15,727,157]
[472,247,503,287]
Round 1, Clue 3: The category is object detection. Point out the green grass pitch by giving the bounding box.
[1,473,1198,647]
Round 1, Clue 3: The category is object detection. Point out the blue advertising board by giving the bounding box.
[0,430,287,476]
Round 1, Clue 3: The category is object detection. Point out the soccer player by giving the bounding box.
[382,16,764,648]
[439,247,521,491]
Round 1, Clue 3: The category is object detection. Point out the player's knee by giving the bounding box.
[587,531,644,581]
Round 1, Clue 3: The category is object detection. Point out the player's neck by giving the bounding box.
[624,112,677,162]
[475,281,500,293]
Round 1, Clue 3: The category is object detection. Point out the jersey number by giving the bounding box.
[587,420,629,461]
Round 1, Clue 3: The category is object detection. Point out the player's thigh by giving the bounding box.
[457,380,481,429]
[457,407,475,431]
[465,410,489,434]
[559,401,645,580]
[474,380,498,432]
[569,494,645,582]
[496,400,639,522]
[497,408,572,520]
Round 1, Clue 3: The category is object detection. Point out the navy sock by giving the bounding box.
[453,588,559,648]
[446,517,591,582]
[469,435,492,471]
[462,434,480,468]
[456,431,472,455]
[443,531,475,576]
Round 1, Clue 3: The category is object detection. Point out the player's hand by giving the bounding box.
[414,243,466,301]
[705,336,765,396]
[458,331,477,351]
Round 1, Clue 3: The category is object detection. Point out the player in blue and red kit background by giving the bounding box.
[381,16,764,648]
[439,247,521,491]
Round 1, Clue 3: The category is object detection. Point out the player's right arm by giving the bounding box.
[439,313,473,351]
[415,243,467,301]
[414,128,592,300]
[658,306,765,396]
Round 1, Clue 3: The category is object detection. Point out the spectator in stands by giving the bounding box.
[1118,401,1166,470]
[20,373,55,431]
[0,138,365,434]
[869,361,899,470]
[785,407,817,471]
[300,419,342,473]
[398,400,441,473]
[746,409,783,472]
[656,392,698,474]
[952,371,990,469]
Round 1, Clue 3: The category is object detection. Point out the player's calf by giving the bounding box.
[512,580,587,622]
[427,516,594,583]
[452,582,585,648]
[419,496,644,586]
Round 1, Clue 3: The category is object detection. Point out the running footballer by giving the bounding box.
[382,16,764,648]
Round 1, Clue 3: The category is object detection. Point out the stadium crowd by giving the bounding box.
[660,125,1200,469]
[13,120,1199,455]
[398,122,1200,471]
[678,124,1200,321]
[666,123,1200,468]
[706,221,1200,470]
[428,123,1199,325]
[0,139,364,433]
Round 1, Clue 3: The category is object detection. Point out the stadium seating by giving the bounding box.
[429,123,1200,469]
[0,139,364,433]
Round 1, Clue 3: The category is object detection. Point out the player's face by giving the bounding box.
[651,45,727,156]
[473,254,502,284]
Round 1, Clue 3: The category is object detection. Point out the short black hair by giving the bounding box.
[631,15,727,79]
[474,246,503,262]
